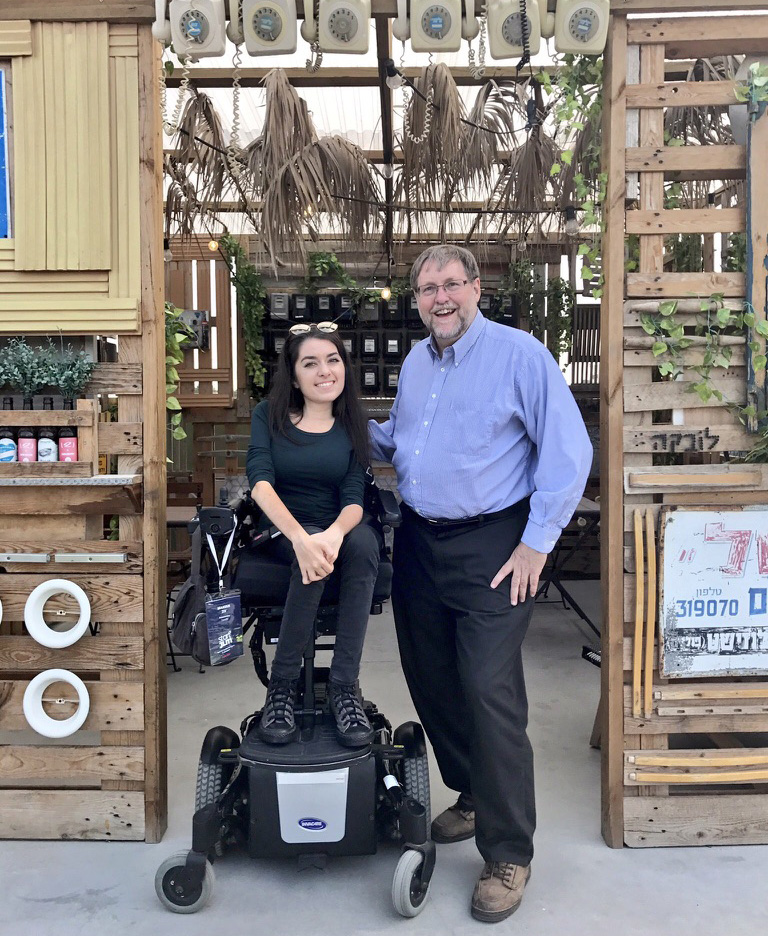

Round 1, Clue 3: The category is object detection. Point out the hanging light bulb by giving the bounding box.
[564,205,579,237]
[385,59,405,90]
[208,239,219,252]
[163,237,173,262]
[380,278,392,302]
[381,163,395,180]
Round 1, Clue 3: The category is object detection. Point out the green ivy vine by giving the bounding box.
[302,251,403,308]
[165,301,194,442]
[220,234,267,398]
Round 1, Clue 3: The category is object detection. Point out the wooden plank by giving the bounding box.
[99,422,143,455]
[0,574,143,621]
[0,540,142,574]
[600,12,628,851]
[626,14,768,59]
[0,679,144,730]
[638,44,665,281]
[656,684,768,702]
[0,746,144,784]
[625,145,746,177]
[0,299,140,333]
[624,464,766,493]
[0,2,155,22]
[137,24,168,844]
[87,363,142,395]
[623,686,768,735]
[624,795,768,848]
[632,511,644,719]
[0,463,92,479]
[625,81,738,109]
[747,84,768,428]
[0,482,141,516]
[0,19,32,55]
[623,425,750,455]
[626,272,745,298]
[624,346,746,369]
[624,378,746,412]
[0,790,144,840]
[0,637,143,672]
[626,208,745,236]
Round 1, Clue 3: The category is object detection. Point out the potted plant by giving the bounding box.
[52,343,96,407]
[0,338,56,407]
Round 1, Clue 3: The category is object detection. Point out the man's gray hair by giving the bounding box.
[410,245,480,291]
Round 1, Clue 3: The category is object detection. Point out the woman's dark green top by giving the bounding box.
[246,400,364,528]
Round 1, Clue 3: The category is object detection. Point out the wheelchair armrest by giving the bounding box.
[377,488,402,530]
[249,525,283,549]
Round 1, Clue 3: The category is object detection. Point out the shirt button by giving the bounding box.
[432,394,436,399]
[415,450,419,455]
[440,367,445,372]
[423,421,428,426]
[411,479,417,484]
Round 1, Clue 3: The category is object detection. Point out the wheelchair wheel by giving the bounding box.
[195,727,239,856]
[392,848,429,917]
[155,851,215,914]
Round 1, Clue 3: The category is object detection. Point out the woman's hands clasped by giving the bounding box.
[292,526,344,585]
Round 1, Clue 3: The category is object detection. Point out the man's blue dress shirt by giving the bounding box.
[369,311,593,554]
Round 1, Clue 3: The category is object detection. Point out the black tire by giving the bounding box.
[155,851,214,914]
[194,728,238,857]
[402,753,431,829]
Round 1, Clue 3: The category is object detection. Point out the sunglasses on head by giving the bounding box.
[288,321,339,336]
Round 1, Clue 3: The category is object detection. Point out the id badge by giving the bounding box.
[205,589,243,665]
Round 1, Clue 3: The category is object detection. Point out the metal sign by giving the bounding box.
[0,69,8,238]
[660,506,768,678]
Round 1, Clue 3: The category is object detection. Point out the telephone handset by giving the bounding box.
[168,0,228,58]
[487,0,542,60]
[392,0,410,41]
[553,0,609,54]
[153,0,173,42]
[462,0,480,41]
[300,0,318,41]
[319,0,371,53]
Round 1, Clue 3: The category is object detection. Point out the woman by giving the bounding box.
[246,322,380,748]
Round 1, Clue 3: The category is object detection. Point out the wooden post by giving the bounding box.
[600,11,628,849]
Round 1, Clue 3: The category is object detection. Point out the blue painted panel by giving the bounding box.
[0,70,8,238]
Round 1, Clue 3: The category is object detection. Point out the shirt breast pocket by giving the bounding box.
[441,403,493,457]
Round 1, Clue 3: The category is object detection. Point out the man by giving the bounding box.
[369,245,592,923]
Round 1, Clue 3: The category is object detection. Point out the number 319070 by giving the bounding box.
[676,598,739,618]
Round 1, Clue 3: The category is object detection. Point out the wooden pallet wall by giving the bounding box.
[0,22,165,841]
[602,9,768,847]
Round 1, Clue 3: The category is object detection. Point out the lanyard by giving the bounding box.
[206,526,236,592]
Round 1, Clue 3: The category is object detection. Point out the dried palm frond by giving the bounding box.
[665,56,739,145]
[489,126,560,238]
[261,135,382,268]
[258,68,317,189]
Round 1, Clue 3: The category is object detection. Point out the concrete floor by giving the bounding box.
[2,583,768,935]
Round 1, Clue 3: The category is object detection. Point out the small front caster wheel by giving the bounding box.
[392,848,429,917]
[155,851,215,914]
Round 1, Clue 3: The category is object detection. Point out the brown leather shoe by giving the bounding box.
[430,796,475,843]
[471,861,531,923]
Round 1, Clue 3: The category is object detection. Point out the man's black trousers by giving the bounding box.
[392,502,536,867]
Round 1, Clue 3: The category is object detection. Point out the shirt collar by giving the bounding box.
[427,309,486,365]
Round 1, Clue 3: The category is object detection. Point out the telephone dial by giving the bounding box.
[228,0,298,54]
[302,0,371,54]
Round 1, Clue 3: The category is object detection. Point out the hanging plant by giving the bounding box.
[545,277,576,362]
[220,234,267,398]
[165,302,194,442]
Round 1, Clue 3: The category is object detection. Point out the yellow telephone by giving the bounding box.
[168,0,228,58]
[487,0,547,60]
[553,0,609,55]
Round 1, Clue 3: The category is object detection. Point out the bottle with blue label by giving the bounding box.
[0,396,17,462]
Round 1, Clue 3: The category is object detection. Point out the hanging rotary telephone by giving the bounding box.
[487,0,549,60]
[228,0,298,54]
[158,0,228,58]
[553,0,609,55]
[394,0,478,53]
[310,0,372,54]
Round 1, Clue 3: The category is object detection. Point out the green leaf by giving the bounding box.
[743,404,757,418]
[652,341,668,357]
[744,312,756,327]
[659,300,678,317]
[172,427,187,441]
[166,396,182,411]
[754,354,767,371]
[577,244,591,255]
[550,163,561,176]
[716,307,731,326]
[580,267,593,280]
[561,150,574,166]
[755,320,768,338]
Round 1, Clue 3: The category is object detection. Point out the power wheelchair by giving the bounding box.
[155,476,435,918]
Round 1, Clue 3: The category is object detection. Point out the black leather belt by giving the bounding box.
[402,500,527,534]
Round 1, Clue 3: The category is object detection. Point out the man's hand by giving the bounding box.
[490,542,547,606]
[292,533,335,585]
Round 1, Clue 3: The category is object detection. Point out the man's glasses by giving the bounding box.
[288,321,339,336]
[415,279,469,298]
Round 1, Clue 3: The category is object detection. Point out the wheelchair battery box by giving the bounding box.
[240,718,377,859]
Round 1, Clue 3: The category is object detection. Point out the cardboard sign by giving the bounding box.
[660,507,768,678]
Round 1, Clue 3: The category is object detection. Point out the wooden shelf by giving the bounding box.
[0,399,98,475]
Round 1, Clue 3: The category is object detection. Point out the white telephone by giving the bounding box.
[317,0,371,54]
[487,0,545,60]
[229,0,298,54]
[553,0,609,55]
[168,0,228,58]
[410,0,463,52]
[153,0,173,42]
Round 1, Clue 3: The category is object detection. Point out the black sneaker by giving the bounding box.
[329,682,374,748]
[257,678,298,745]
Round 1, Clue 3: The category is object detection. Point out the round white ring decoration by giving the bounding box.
[24,579,91,648]
[23,669,90,738]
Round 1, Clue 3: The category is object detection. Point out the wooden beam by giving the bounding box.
[626,207,745,235]
[600,12,628,851]
[624,81,737,109]
[612,0,768,11]
[746,94,768,426]
[627,14,768,59]
[626,272,746,297]
[0,1,156,21]
[625,145,746,178]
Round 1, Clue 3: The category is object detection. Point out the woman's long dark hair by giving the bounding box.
[268,328,370,468]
